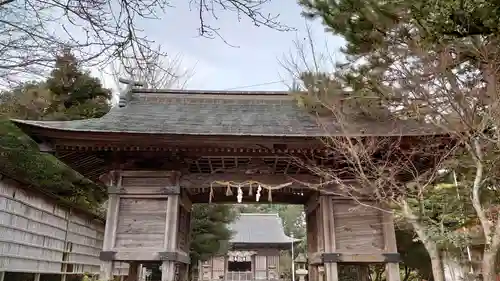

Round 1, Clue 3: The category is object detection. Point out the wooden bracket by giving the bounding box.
[161,186,181,195]
[382,253,401,262]
[158,251,190,264]
[321,253,341,263]
[99,251,117,261]
[321,252,401,263]
[107,186,125,194]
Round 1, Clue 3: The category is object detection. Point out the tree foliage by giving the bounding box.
[0,50,111,213]
[190,204,238,264]
[46,50,111,113]
[295,0,500,280]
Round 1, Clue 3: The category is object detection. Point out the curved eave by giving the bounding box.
[10,118,448,137]
[229,241,300,250]
[230,238,301,246]
[14,121,323,150]
[11,118,324,137]
[11,118,323,143]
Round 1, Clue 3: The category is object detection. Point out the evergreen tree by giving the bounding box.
[190,204,237,263]
[296,1,500,281]
[45,49,111,119]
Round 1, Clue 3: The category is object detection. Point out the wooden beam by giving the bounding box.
[120,170,181,179]
[179,190,192,211]
[305,192,320,214]
[188,191,310,204]
[322,253,400,263]
[38,131,325,148]
[180,173,321,188]
[103,251,190,262]
[38,142,54,152]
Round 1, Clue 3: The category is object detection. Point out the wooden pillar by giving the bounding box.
[34,273,40,281]
[322,196,338,281]
[177,192,192,281]
[100,170,121,281]
[383,212,401,281]
[0,272,5,281]
[126,262,140,281]
[305,193,319,281]
[357,265,370,281]
[161,188,180,281]
[138,264,143,281]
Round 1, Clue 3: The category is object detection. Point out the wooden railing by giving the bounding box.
[225,271,253,281]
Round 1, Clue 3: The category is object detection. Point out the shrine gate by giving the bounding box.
[12,82,442,281]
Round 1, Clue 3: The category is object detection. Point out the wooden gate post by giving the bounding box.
[322,196,338,281]
[126,262,140,281]
[161,192,180,281]
[100,171,121,281]
[305,193,320,281]
[306,194,339,281]
[176,193,192,281]
[310,194,401,281]
[383,212,401,281]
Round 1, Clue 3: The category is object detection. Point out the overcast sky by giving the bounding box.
[93,1,346,92]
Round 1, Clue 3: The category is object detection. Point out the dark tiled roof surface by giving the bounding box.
[11,90,436,137]
[229,213,297,244]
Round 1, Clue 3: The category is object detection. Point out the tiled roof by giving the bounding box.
[11,89,437,137]
[229,213,298,244]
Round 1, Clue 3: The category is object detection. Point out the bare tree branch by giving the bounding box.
[0,0,288,86]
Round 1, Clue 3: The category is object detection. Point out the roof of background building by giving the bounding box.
[229,213,299,245]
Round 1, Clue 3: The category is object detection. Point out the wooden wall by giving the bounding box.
[100,170,189,281]
[0,176,128,279]
[115,198,167,249]
[109,171,177,254]
[306,195,400,281]
[200,249,281,281]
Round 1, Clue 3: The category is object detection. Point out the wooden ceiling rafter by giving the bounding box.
[43,134,452,186]
[52,143,327,155]
[186,156,304,174]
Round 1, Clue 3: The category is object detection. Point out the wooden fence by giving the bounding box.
[0,176,128,281]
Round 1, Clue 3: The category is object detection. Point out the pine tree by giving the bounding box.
[297,1,500,281]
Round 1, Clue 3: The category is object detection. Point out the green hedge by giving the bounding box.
[0,119,106,216]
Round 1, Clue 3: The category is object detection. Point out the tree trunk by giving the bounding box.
[481,250,497,281]
[426,246,445,281]
[442,251,466,281]
[401,201,446,281]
